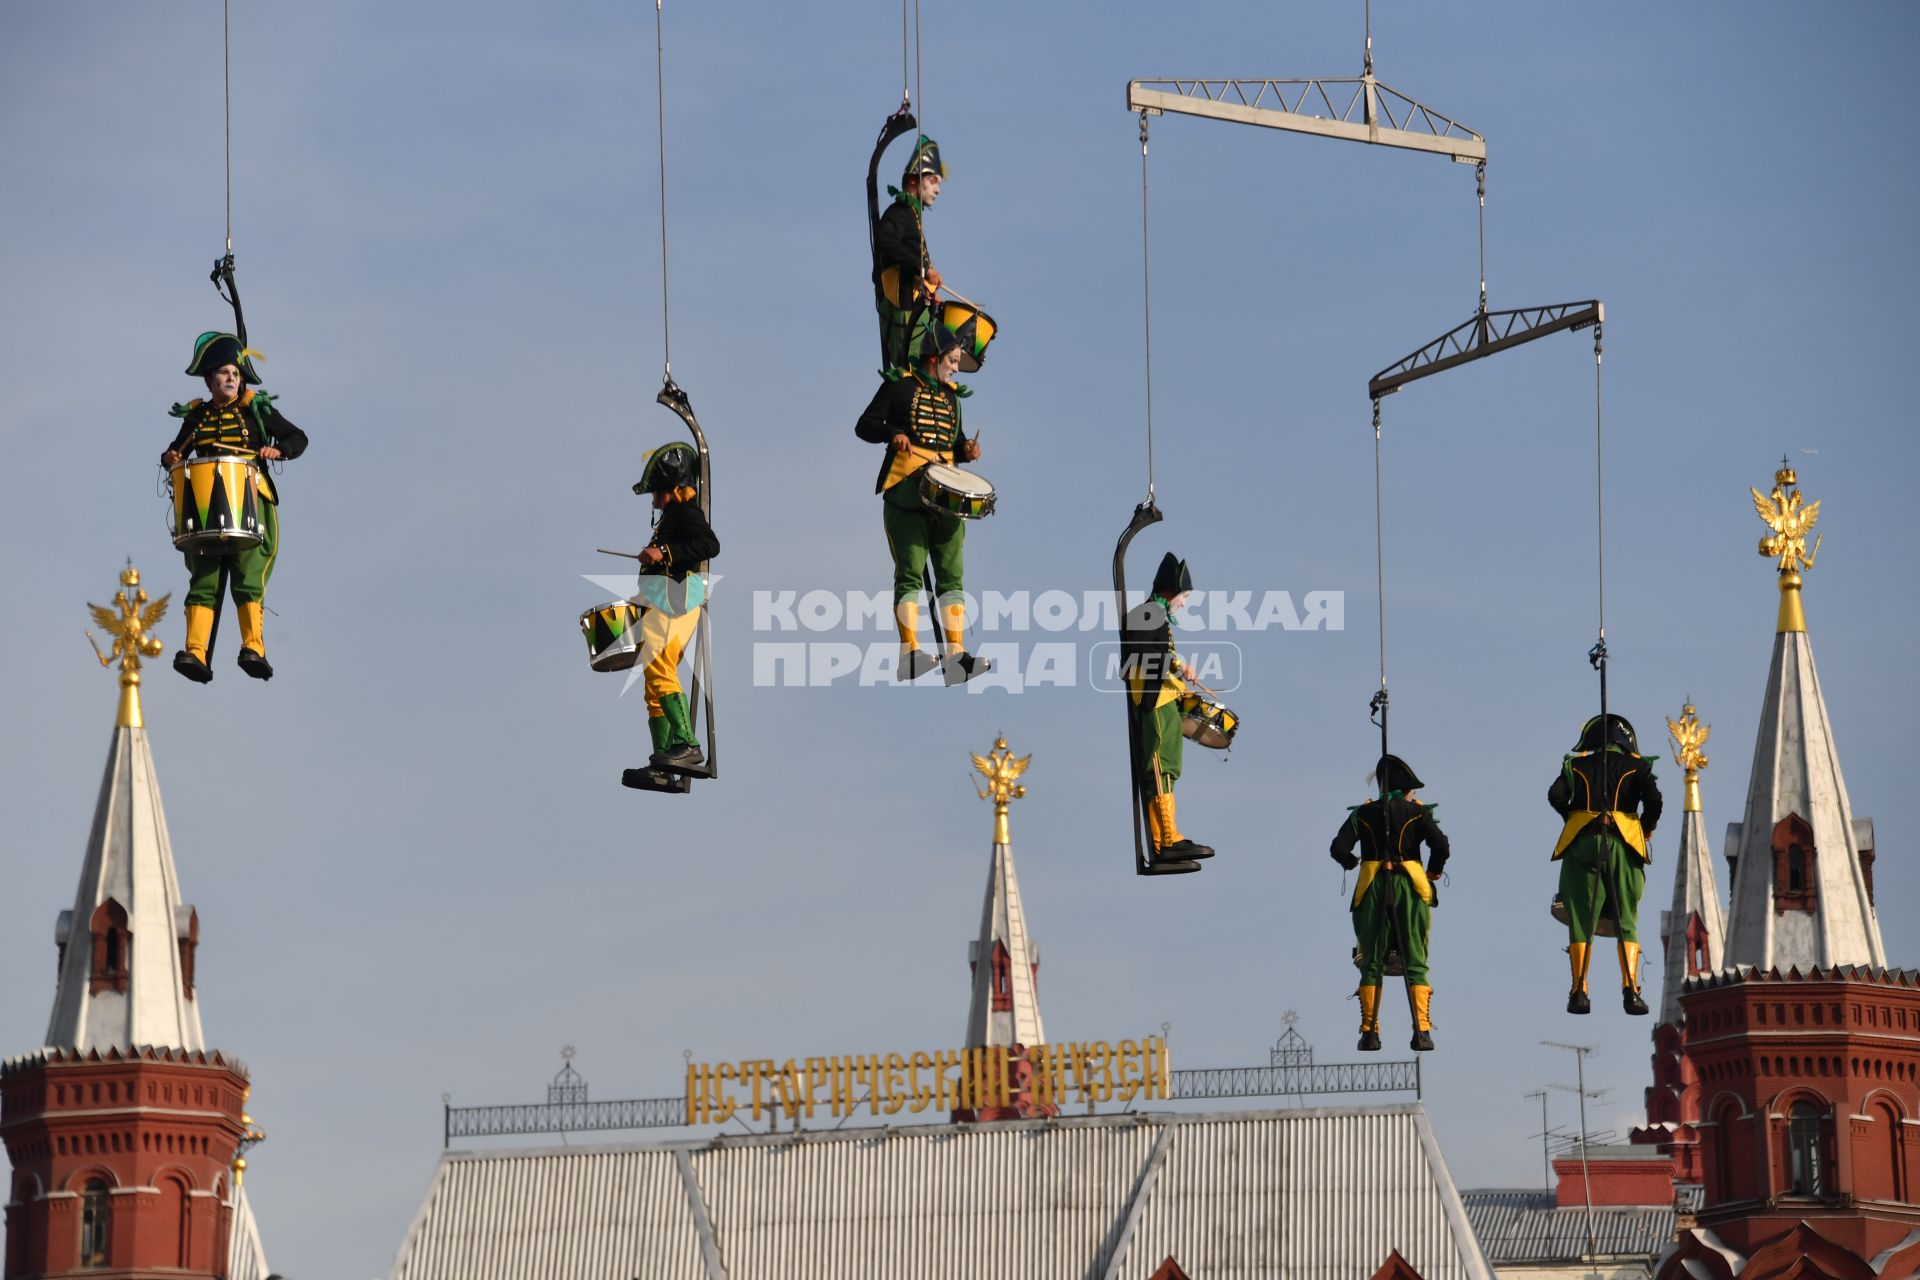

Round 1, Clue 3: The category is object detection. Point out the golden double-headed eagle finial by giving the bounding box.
[1667,701,1710,812]
[86,562,169,727]
[972,736,1031,845]
[1751,461,1821,575]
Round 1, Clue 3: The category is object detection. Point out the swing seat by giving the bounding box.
[1548,893,1618,938]
[622,767,691,794]
[1140,856,1202,876]
[1352,946,1408,978]
[654,757,716,780]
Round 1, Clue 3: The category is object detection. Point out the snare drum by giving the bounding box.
[919,463,997,520]
[938,298,998,373]
[579,600,644,672]
[1179,692,1239,751]
[169,455,262,553]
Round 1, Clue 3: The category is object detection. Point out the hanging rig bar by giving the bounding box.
[1126,78,1484,163]
[1368,300,1602,399]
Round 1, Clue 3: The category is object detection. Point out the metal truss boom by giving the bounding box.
[1127,77,1484,163]
[1368,300,1603,399]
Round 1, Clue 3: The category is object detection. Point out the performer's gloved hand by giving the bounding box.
[1332,850,1359,871]
[890,433,913,452]
[924,266,943,294]
[1429,885,1441,907]
[961,438,982,463]
[161,450,183,467]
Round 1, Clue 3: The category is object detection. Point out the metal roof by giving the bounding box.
[391,1103,1494,1280]
[1460,1188,1675,1264]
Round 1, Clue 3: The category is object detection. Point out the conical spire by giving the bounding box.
[1723,469,1884,970]
[1657,703,1724,1024]
[963,738,1045,1050]
[47,569,205,1052]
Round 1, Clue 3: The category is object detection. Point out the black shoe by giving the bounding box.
[1357,1031,1381,1052]
[237,647,273,681]
[1410,1030,1434,1052]
[173,650,213,684]
[621,767,690,794]
[651,743,706,770]
[897,649,940,682]
[1567,989,1591,1015]
[1161,838,1215,860]
[1623,987,1649,1016]
[942,651,992,686]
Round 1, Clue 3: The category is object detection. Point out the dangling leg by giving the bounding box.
[645,609,704,771]
[1607,839,1650,1014]
[1352,873,1385,1051]
[883,500,939,681]
[1558,835,1601,1014]
[1146,702,1210,858]
[232,502,278,680]
[1401,878,1435,1051]
[173,549,221,683]
[932,515,988,685]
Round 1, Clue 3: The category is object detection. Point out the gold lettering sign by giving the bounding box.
[683,1037,1170,1125]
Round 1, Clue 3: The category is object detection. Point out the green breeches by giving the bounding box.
[882,485,965,606]
[878,298,934,374]
[183,501,278,607]
[1353,870,1432,987]
[1136,698,1183,791]
[1557,831,1645,944]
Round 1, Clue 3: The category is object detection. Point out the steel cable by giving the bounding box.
[1139,112,1156,500]
[655,0,672,377]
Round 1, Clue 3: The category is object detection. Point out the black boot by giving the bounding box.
[652,743,706,771]
[1410,1029,1434,1052]
[1567,989,1591,1015]
[1623,987,1649,1016]
[237,648,274,681]
[1357,1031,1382,1052]
[1161,838,1215,860]
[173,650,213,684]
[897,649,940,682]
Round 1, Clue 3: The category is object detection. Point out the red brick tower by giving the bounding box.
[1,570,268,1278]
[1643,472,1918,1277]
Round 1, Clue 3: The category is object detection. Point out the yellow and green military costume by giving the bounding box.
[1330,755,1448,1051]
[1548,714,1664,1015]
[872,136,944,374]
[1123,554,1210,860]
[626,443,719,784]
[165,332,307,682]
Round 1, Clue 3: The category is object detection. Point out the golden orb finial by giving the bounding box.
[971,736,1033,845]
[86,561,171,728]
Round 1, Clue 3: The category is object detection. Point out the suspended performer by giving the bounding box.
[161,332,307,683]
[1123,554,1212,861]
[873,135,945,373]
[855,324,988,684]
[1549,713,1663,1015]
[1330,755,1449,1052]
[620,443,720,790]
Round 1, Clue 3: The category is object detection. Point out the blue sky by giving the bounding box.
[3,3,1917,1275]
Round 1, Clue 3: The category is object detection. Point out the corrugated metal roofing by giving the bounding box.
[1460,1188,1675,1263]
[391,1103,1494,1280]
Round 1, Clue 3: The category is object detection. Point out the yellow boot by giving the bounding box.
[1153,793,1213,859]
[894,601,935,681]
[1143,793,1166,849]
[236,601,273,681]
[1619,940,1649,1016]
[1566,942,1592,1015]
[1408,985,1434,1051]
[172,604,216,684]
[1356,985,1382,1052]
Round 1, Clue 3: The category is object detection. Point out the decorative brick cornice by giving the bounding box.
[1,1045,249,1079]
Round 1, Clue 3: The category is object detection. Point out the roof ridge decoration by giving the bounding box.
[1722,465,1884,974]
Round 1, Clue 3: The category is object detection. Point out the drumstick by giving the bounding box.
[596,547,643,560]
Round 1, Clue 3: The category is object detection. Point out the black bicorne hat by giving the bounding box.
[1575,713,1640,754]
[1375,754,1424,794]
[1151,552,1192,599]
[920,321,964,364]
[903,135,945,183]
[634,442,700,496]
[185,331,263,385]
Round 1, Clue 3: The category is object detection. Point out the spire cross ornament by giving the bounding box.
[1667,701,1711,814]
[971,736,1032,845]
[85,561,169,728]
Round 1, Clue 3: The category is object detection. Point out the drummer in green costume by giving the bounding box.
[854,324,988,684]
[1330,755,1449,1052]
[1549,713,1664,1016]
[160,332,308,683]
[872,135,945,373]
[1123,554,1212,861]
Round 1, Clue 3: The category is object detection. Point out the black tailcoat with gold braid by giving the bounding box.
[871,135,943,372]
[164,387,307,611]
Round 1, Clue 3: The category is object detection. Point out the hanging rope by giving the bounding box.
[223,0,233,254]
[654,0,673,379]
[901,0,911,108]
[1475,160,1487,314]
[913,0,924,140]
[1138,111,1157,501]
[1592,323,1606,643]
[1371,397,1388,756]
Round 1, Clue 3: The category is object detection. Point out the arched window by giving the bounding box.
[1788,1101,1824,1196]
[79,1178,111,1267]
[1771,814,1817,915]
[88,901,131,995]
[990,941,1012,1012]
[1685,911,1711,976]
[1712,1101,1743,1203]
